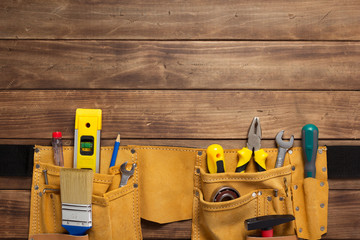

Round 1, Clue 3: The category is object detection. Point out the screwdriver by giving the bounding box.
[302,124,319,178]
[206,144,226,173]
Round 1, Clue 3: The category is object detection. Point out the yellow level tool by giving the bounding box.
[73,109,102,173]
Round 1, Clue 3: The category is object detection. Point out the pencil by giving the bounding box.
[109,133,120,168]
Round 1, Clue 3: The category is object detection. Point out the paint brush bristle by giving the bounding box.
[60,168,93,236]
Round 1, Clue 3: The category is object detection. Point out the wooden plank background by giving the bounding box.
[1,0,360,239]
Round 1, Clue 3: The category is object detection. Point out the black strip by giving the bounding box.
[0,145,34,176]
[327,146,360,179]
[0,145,359,179]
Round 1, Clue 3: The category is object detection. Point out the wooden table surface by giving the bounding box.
[1,0,360,239]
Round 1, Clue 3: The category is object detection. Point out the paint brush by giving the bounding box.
[60,168,93,236]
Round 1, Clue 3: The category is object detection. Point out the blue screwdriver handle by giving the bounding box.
[302,124,319,178]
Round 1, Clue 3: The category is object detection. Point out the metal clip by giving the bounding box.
[43,188,60,194]
[42,169,49,185]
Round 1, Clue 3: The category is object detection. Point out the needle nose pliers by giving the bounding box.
[236,117,268,173]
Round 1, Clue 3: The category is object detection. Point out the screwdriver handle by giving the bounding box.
[254,149,268,172]
[236,147,252,173]
[302,124,319,178]
[206,144,226,173]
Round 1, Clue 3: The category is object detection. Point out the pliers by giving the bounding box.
[236,117,268,173]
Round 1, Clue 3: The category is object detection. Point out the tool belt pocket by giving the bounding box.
[192,164,295,240]
[29,146,142,240]
[192,147,328,240]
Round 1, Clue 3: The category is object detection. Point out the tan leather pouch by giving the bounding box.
[29,146,142,240]
[29,145,328,240]
[192,147,328,240]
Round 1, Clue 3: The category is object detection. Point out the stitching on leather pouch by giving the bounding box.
[202,196,254,211]
[136,146,198,153]
[35,149,41,233]
[131,148,139,236]
[196,154,201,240]
[202,171,291,182]
[51,194,57,232]
[255,196,258,217]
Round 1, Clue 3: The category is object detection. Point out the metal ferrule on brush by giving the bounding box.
[62,203,92,227]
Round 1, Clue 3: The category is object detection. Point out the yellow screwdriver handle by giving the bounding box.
[206,144,226,173]
[254,149,268,171]
[236,147,252,173]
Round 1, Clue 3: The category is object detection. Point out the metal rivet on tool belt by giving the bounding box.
[322,167,327,172]
[318,149,323,154]
[38,192,43,197]
[320,203,325,208]
[198,151,202,156]
[320,182,325,187]
[291,166,296,171]
[299,228,303,233]
[131,149,136,154]
[196,168,200,174]
[279,197,284,201]
[35,148,40,153]
[252,192,257,197]
[134,183,138,188]
[294,185,298,190]
[34,185,39,190]
[288,150,293,155]
[35,164,40,169]
[296,206,300,211]
[195,191,199,197]
[258,191,262,196]
[320,226,325,231]
[267,196,272,201]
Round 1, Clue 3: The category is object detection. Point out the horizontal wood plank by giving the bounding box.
[0,190,30,239]
[0,177,32,190]
[0,190,358,239]
[2,139,360,150]
[1,0,360,40]
[1,41,360,90]
[0,90,359,139]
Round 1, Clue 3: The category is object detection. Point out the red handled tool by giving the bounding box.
[245,215,295,237]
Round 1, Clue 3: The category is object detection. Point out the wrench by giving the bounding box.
[275,130,294,168]
[119,161,136,187]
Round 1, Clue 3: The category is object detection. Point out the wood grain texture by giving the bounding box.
[1,41,360,90]
[0,90,359,139]
[0,190,358,239]
[0,177,32,190]
[1,139,359,150]
[1,0,360,40]
[0,190,30,239]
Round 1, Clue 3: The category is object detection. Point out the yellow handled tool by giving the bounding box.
[236,117,268,173]
[74,109,102,173]
[207,144,226,173]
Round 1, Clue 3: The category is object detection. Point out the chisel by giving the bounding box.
[302,124,319,178]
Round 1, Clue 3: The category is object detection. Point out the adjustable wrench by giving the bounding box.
[119,161,136,187]
[275,130,294,168]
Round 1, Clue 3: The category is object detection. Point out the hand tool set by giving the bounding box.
[205,117,323,239]
[27,111,327,240]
